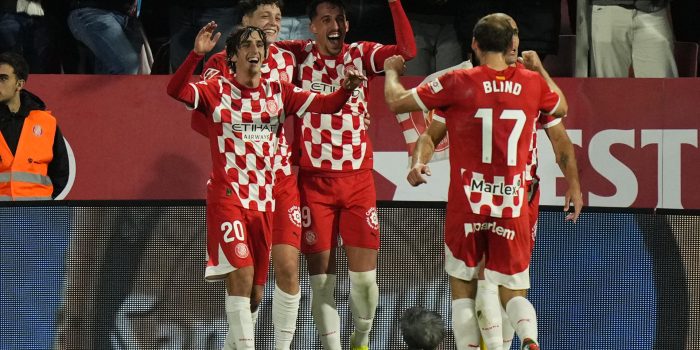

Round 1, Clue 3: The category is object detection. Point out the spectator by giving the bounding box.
[68,0,144,74]
[0,52,69,200]
[402,0,461,76]
[0,0,65,73]
[580,0,678,77]
[400,306,445,350]
[169,0,240,73]
[455,0,561,63]
[278,0,312,40]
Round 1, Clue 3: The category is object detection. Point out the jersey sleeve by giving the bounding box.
[272,40,309,66]
[421,61,473,123]
[166,51,204,108]
[411,71,461,113]
[538,112,562,129]
[281,81,351,118]
[200,50,229,80]
[537,75,561,116]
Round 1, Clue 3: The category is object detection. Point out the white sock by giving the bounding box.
[273,284,301,350]
[451,298,481,350]
[310,274,341,350]
[225,296,255,350]
[348,270,379,347]
[505,296,538,346]
[475,280,503,350]
[501,306,515,349]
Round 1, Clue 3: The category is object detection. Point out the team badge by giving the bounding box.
[428,79,443,94]
[32,125,43,137]
[279,72,289,83]
[304,230,317,245]
[288,205,301,227]
[235,243,249,259]
[366,207,379,230]
[266,100,279,115]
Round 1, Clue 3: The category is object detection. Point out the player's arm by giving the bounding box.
[190,53,225,137]
[520,50,568,118]
[407,119,447,186]
[545,122,582,222]
[167,22,221,106]
[283,68,367,116]
[384,55,422,113]
[364,0,416,73]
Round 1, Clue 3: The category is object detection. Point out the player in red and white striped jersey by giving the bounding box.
[167,23,366,350]
[385,14,569,350]
[272,1,416,349]
[188,2,310,348]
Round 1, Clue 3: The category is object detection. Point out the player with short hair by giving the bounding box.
[272,0,416,348]
[167,23,365,349]
[385,13,568,350]
[405,13,582,350]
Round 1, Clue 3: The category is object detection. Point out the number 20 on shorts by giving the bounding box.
[221,221,246,243]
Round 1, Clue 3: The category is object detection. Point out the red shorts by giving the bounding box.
[205,199,272,286]
[444,207,532,290]
[272,173,302,249]
[298,170,380,254]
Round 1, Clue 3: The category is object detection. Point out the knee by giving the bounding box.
[349,269,377,291]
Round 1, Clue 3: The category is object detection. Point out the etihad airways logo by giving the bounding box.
[470,177,522,196]
[309,82,361,98]
[464,222,515,240]
[230,123,279,141]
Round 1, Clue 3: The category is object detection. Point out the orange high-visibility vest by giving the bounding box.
[0,110,57,200]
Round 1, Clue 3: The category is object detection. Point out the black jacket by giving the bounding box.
[0,89,69,198]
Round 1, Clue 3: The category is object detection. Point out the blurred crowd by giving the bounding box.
[1,0,698,77]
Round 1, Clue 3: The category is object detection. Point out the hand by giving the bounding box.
[518,50,544,73]
[342,67,367,91]
[564,188,583,223]
[384,55,406,75]
[194,21,222,55]
[364,112,371,129]
[407,162,431,186]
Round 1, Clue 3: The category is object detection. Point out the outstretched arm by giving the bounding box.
[407,120,447,186]
[284,68,367,116]
[545,122,582,222]
[384,55,422,113]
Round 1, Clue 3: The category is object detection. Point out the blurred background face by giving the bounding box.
[0,64,22,105]
[310,2,348,56]
[242,4,282,42]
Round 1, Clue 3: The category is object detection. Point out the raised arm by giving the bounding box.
[407,120,447,186]
[284,68,367,116]
[521,50,568,118]
[166,22,221,105]
[545,122,582,222]
[366,0,417,73]
[384,55,422,113]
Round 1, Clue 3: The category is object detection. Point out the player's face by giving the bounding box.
[232,31,266,76]
[310,2,349,56]
[242,4,282,43]
[506,18,519,65]
[0,64,22,105]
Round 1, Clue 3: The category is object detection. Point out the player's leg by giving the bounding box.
[337,172,381,350]
[484,214,539,350]
[271,174,303,349]
[300,174,342,350]
[475,275,504,350]
[444,211,486,350]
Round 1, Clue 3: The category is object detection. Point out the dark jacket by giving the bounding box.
[0,89,69,198]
